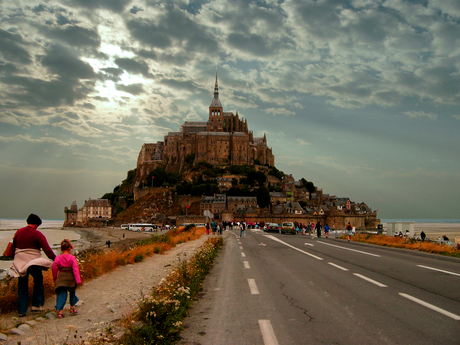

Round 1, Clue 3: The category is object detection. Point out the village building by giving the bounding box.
[270,192,287,205]
[64,198,112,227]
[226,196,258,214]
[216,177,232,190]
[200,194,227,219]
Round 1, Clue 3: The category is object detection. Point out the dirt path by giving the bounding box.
[1,229,209,344]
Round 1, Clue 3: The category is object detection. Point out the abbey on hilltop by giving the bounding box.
[134,73,275,184]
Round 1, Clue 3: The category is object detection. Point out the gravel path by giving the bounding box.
[1,231,209,344]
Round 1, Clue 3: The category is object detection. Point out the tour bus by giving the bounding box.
[182,223,206,228]
[128,223,158,232]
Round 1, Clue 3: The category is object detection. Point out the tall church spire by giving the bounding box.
[210,68,222,108]
[214,68,218,95]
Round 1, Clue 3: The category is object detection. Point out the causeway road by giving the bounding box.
[179,228,460,345]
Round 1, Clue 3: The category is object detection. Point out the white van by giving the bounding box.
[121,224,128,229]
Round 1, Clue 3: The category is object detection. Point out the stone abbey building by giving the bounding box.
[135,74,275,184]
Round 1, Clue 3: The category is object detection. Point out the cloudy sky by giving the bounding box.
[1,0,459,221]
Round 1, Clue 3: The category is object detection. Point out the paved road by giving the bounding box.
[179,228,460,345]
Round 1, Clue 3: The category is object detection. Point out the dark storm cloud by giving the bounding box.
[40,44,96,80]
[0,29,32,65]
[82,103,96,109]
[32,4,48,13]
[0,62,19,75]
[114,58,152,78]
[116,83,144,95]
[56,13,79,26]
[288,0,342,40]
[39,25,101,48]
[100,67,124,82]
[137,49,157,60]
[0,43,96,109]
[126,19,172,48]
[158,78,199,93]
[67,0,132,13]
[1,75,94,108]
[130,6,143,14]
[126,4,218,53]
[227,33,291,57]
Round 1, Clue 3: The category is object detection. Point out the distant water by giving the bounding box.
[0,218,64,230]
[381,219,460,224]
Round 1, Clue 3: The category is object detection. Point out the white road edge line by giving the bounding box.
[259,320,280,345]
[241,252,246,257]
[399,293,460,321]
[244,261,250,269]
[264,235,323,260]
[317,241,381,257]
[248,279,260,295]
[328,262,349,271]
[353,273,387,287]
[417,265,460,277]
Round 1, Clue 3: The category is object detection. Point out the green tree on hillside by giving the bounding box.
[254,186,271,208]
[269,166,284,180]
[301,178,316,194]
[246,171,267,187]
[147,167,182,187]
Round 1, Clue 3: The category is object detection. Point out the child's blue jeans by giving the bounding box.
[55,286,79,311]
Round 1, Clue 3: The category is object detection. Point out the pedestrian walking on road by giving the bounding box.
[346,222,353,242]
[211,220,217,235]
[206,223,210,235]
[240,222,246,239]
[324,224,330,238]
[315,222,322,238]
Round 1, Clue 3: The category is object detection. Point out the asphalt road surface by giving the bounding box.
[179,228,460,345]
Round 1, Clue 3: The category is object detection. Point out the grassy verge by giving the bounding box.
[0,226,205,314]
[86,236,223,345]
[347,234,460,258]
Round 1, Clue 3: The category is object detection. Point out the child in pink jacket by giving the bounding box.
[52,239,82,318]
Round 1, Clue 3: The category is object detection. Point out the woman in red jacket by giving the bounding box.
[12,214,56,317]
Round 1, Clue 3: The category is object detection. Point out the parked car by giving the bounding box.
[265,223,281,233]
[281,222,296,235]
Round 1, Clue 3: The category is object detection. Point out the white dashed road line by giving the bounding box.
[317,241,381,257]
[399,293,460,320]
[248,279,260,294]
[353,273,387,287]
[264,235,323,260]
[258,320,280,345]
[328,262,349,271]
[244,261,250,269]
[241,252,246,257]
[417,265,460,277]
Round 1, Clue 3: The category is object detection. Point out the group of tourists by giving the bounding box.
[6,214,82,318]
[205,220,249,238]
[205,220,223,236]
